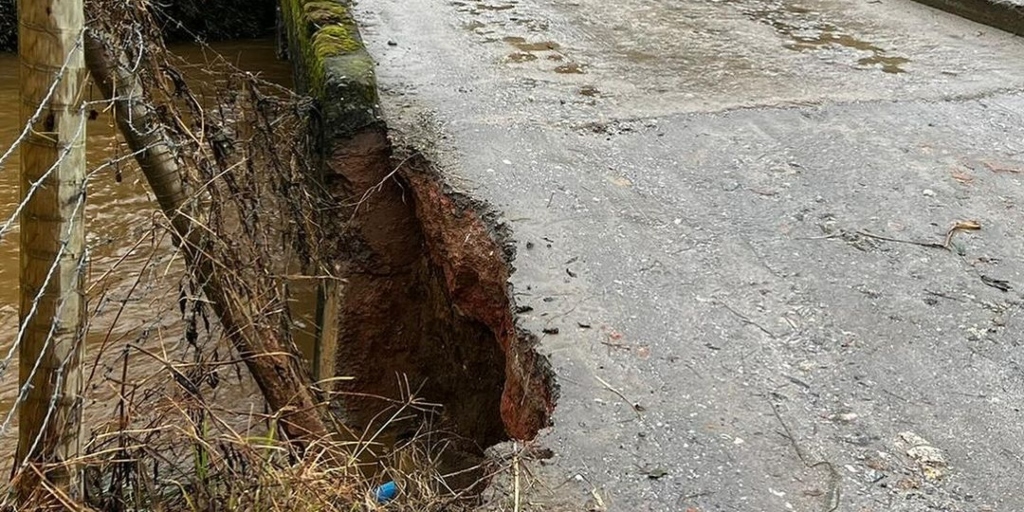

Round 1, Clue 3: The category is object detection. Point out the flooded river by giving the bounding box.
[0,39,302,467]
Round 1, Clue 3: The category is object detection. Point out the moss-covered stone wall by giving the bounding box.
[278,0,380,141]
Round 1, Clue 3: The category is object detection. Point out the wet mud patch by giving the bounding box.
[449,0,569,71]
[500,36,574,69]
[571,118,660,136]
[503,36,561,52]
[621,49,660,63]
[554,62,586,74]
[476,3,517,11]
[319,128,557,490]
[738,0,910,73]
[507,52,539,63]
[452,0,520,15]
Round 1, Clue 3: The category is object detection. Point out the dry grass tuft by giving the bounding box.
[9,383,493,511]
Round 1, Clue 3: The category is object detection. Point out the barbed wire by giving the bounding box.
[0,12,190,495]
[0,88,148,247]
[0,24,106,489]
[0,135,162,443]
[9,212,89,470]
[0,0,438,508]
[0,82,93,384]
[0,30,85,176]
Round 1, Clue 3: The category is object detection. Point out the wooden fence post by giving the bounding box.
[16,0,87,502]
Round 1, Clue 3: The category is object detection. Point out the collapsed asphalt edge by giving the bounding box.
[276,0,557,448]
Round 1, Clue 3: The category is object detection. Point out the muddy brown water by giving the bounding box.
[0,39,315,470]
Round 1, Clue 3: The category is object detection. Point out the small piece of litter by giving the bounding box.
[835,412,858,423]
[375,481,398,503]
[980,275,1012,292]
[899,431,948,480]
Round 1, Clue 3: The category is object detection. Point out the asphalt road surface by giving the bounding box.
[353,0,1024,510]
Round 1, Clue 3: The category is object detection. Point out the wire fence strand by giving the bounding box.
[0,3,487,510]
[0,31,85,175]
[0,3,348,509]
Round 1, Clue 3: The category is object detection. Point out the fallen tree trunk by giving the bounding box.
[82,25,334,451]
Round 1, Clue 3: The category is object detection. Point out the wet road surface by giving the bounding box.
[354,0,1024,510]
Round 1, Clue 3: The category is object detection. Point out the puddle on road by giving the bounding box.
[475,3,517,11]
[783,28,909,73]
[856,54,909,74]
[622,49,660,63]
[452,0,518,14]
[554,62,586,74]
[451,0,584,75]
[500,36,554,64]
[504,36,560,52]
[506,51,539,62]
[741,0,910,73]
[498,35,586,74]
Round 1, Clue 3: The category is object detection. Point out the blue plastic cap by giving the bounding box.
[375,481,398,503]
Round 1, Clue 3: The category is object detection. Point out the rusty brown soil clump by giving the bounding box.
[320,125,557,478]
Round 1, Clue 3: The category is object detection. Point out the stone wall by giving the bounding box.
[277,0,380,140]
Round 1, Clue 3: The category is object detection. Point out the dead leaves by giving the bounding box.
[949,158,1023,187]
[950,170,974,185]
[980,275,1012,292]
[819,219,1013,292]
[856,219,980,251]
[942,219,981,249]
[898,432,949,481]
[982,160,1024,174]
[954,158,1024,179]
